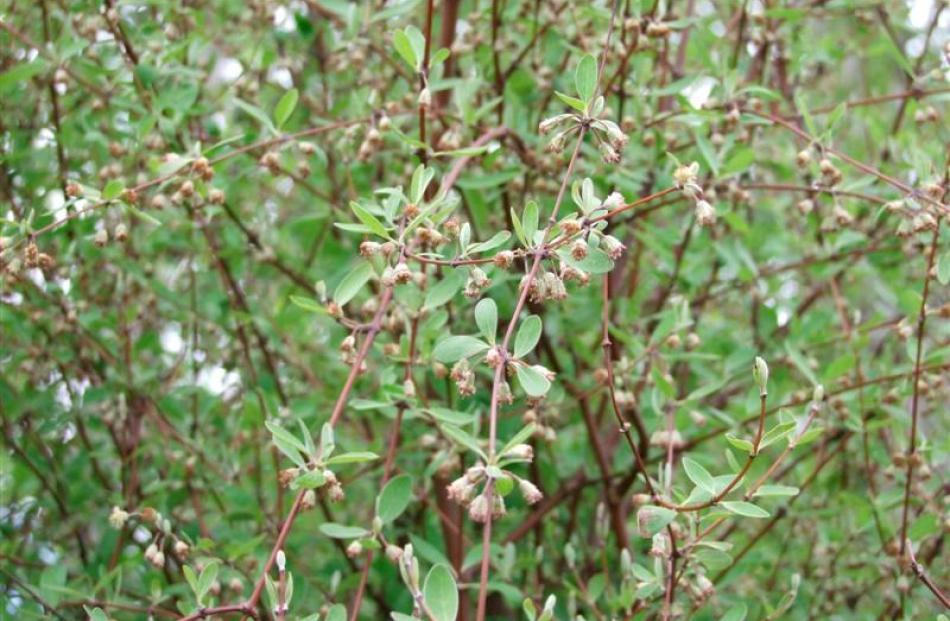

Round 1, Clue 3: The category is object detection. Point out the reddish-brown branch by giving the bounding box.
[898,225,940,555]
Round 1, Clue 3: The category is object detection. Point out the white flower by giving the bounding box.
[109,506,129,529]
[602,235,625,260]
[694,200,716,227]
[469,494,490,523]
[418,88,431,108]
[503,443,534,462]
[673,162,700,188]
[447,476,476,505]
[518,479,543,505]
[602,191,625,210]
[173,540,190,559]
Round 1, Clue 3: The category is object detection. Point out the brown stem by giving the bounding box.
[898,225,940,554]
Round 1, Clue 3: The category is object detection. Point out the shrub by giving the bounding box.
[1,1,948,620]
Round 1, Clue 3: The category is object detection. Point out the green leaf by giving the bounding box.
[325,603,347,621]
[794,427,824,446]
[558,247,614,274]
[404,26,427,70]
[725,434,754,455]
[432,335,489,363]
[266,420,308,467]
[234,98,278,135]
[183,565,199,596]
[720,501,770,518]
[289,295,327,314]
[409,164,435,203]
[39,565,66,607]
[424,271,465,309]
[515,364,551,397]
[467,230,511,254]
[326,451,379,465]
[393,29,417,68]
[440,424,486,459]
[936,250,950,286]
[784,342,819,386]
[290,469,327,490]
[682,457,716,494]
[474,298,497,343]
[349,202,390,239]
[127,204,162,226]
[0,60,48,92]
[500,423,536,457]
[377,474,413,523]
[513,315,542,359]
[721,603,748,621]
[274,88,299,129]
[103,180,124,201]
[522,201,539,245]
[555,91,587,113]
[637,505,676,537]
[423,565,459,621]
[574,54,598,103]
[720,145,755,177]
[794,90,819,139]
[85,607,109,621]
[753,484,800,497]
[197,561,219,602]
[759,422,797,450]
[320,423,335,458]
[333,261,374,306]
[319,523,371,539]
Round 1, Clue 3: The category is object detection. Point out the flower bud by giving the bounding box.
[602,191,625,210]
[468,494,490,523]
[518,479,543,504]
[346,541,363,558]
[753,356,769,397]
[694,199,716,227]
[504,443,534,461]
[386,544,403,562]
[418,88,431,108]
[602,235,625,260]
[174,540,189,559]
